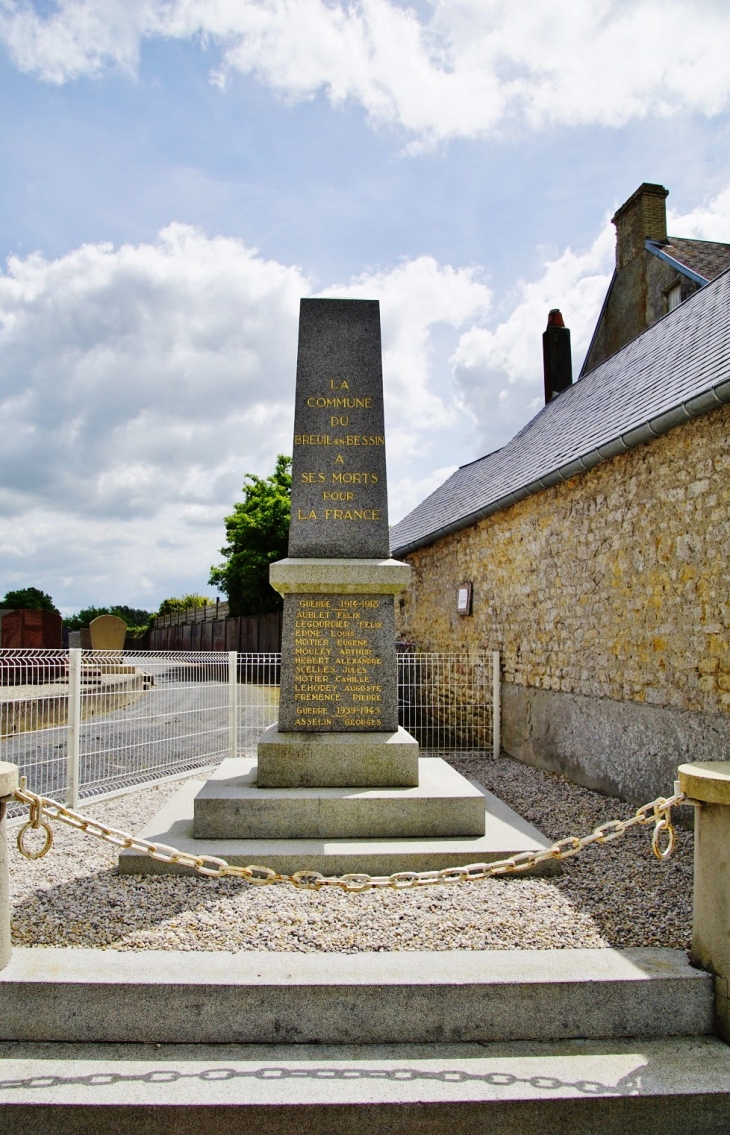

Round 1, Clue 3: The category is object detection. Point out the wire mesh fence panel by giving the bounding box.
[74,650,233,801]
[2,648,498,816]
[237,653,281,754]
[0,650,232,814]
[397,652,497,755]
[0,649,71,813]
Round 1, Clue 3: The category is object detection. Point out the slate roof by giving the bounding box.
[390,265,730,557]
[661,236,730,283]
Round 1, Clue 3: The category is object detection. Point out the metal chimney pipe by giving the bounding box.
[543,309,573,404]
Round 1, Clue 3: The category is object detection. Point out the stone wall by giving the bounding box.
[584,249,700,374]
[395,402,730,800]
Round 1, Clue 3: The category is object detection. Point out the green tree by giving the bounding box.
[209,455,291,616]
[157,594,212,616]
[111,605,153,628]
[63,605,153,630]
[2,587,58,613]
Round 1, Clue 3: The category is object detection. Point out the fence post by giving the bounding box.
[0,761,19,971]
[492,651,501,760]
[678,761,730,1041]
[228,650,238,760]
[67,648,81,810]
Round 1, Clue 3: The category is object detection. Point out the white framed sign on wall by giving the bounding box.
[456,582,473,616]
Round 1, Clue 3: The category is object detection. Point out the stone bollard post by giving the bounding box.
[678,761,730,1042]
[0,761,19,971]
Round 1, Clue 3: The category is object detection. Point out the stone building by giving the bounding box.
[583,182,730,373]
[391,187,730,803]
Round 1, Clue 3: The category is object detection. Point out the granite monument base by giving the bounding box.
[256,723,419,787]
[194,757,485,839]
[118,772,559,877]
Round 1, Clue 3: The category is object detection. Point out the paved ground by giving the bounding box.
[3,667,278,808]
[7,750,693,953]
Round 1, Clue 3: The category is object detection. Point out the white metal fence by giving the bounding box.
[398,652,500,758]
[1,649,498,817]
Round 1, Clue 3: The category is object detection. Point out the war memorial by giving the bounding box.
[3,299,730,1129]
[118,297,551,874]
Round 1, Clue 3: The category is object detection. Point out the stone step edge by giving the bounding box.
[1,1036,729,1120]
[0,947,714,1046]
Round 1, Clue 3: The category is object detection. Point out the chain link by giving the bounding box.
[11,782,685,891]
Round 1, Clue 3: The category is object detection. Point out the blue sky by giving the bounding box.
[1,1,730,614]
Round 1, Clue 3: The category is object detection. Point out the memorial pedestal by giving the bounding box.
[257,724,419,788]
[193,757,485,839]
[118,775,558,877]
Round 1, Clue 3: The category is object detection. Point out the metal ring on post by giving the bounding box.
[17,820,54,860]
[651,817,676,861]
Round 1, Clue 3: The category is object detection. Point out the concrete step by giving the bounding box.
[0,947,713,1045]
[193,756,486,839]
[118,775,559,876]
[2,1035,730,1133]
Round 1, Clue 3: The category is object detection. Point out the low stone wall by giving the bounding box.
[396,402,730,799]
[502,683,730,803]
[0,668,151,736]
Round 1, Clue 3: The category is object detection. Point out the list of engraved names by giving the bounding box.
[293,595,387,728]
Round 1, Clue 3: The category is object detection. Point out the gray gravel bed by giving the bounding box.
[8,752,693,953]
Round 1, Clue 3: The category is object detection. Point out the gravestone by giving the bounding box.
[89,614,127,651]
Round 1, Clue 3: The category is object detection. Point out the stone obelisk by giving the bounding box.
[258,298,419,787]
[190,298,484,842]
[121,297,550,871]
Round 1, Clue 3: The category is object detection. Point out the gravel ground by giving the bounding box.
[8,752,693,953]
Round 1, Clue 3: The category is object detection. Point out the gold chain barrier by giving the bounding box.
[12,781,685,892]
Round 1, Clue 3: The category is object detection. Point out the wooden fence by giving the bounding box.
[148,610,282,653]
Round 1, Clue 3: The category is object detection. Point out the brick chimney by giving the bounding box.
[543,309,572,404]
[611,183,668,270]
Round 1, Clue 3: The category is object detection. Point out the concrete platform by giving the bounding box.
[2,1037,730,1134]
[257,722,420,787]
[193,757,485,839]
[0,948,722,1131]
[0,947,713,1045]
[119,769,560,877]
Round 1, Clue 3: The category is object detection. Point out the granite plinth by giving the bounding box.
[270,557,411,595]
[289,298,390,559]
[119,772,560,877]
[257,723,419,787]
[278,591,397,733]
[193,757,484,839]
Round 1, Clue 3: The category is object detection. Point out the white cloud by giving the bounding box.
[327,256,491,456]
[450,222,615,452]
[0,226,489,608]
[2,1,730,144]
[4,182,729,610]
[668,184,730,241]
